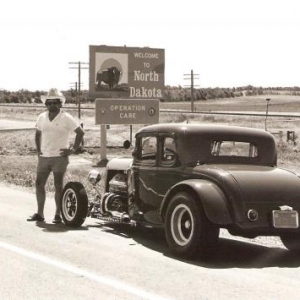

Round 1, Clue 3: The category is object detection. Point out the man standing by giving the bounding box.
[27,88,84,224]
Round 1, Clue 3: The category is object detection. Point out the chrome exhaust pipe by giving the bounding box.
[108,211,130,223]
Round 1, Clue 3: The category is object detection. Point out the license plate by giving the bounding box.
[272,210,299,228]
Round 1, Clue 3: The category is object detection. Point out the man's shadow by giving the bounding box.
[36,221,89,233]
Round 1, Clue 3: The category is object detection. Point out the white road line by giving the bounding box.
[0,241,170,300]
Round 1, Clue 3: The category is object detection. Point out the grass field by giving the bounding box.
[1,95,300,193]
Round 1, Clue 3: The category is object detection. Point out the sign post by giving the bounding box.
[100,124,107,165]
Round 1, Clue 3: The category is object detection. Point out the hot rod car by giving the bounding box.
[61,123,300,257]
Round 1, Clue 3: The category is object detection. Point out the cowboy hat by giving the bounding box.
[41,88,66,105]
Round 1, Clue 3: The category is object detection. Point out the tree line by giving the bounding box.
[1,86,300,104]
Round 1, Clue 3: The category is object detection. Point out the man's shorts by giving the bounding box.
[37,156,69,173]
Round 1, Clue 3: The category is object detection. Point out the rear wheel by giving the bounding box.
[165,191,219,258]
[61,182,88,227]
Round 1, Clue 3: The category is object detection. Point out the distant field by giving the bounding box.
[1,94,300,135]
[1,94,300,145]
[2,94,300,115]
[161,95,300,112]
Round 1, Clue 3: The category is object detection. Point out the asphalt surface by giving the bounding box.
[1,183,300,299]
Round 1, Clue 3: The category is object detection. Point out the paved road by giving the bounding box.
[0,119,35,131]
[1,183,300,299]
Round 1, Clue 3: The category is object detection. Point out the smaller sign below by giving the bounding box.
[95,99,159,125]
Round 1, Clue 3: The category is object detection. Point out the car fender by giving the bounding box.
[107,158,133,171]
[160,179,233,225]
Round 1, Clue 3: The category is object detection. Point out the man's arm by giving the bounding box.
[60,126,85,156]
[35,129,42,155]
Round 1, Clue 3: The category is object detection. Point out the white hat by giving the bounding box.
[41,88,66,105]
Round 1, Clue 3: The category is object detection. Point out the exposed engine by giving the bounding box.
[88,171,134,225]
[100,193,128,215]
[108,172,128,196]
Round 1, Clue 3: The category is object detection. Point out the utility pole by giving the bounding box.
[265,98,271,131]
[69,82,78,93]
[69,61,89,119]
[184,69,199,112]
[70,82,83,98]
[70,82,83,105]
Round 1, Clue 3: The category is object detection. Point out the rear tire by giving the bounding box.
[61,182,88,227]
[165,191,219,258]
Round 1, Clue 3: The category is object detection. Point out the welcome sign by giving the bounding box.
[89,45,165,100]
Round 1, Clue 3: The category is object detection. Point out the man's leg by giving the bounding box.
[53,171,66,216]
[35,171,50,218]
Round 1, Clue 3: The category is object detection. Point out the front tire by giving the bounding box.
[61,182,88,227]
[165,191,219,258]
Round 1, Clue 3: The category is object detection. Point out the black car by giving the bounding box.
[61,124,300,257]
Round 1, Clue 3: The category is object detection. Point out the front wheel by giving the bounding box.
[165,192,219,258]
[61,182,88,227]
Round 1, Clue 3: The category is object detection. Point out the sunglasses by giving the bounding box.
[46,100,60,106]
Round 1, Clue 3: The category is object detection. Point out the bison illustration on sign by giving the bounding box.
[96,66,122,89]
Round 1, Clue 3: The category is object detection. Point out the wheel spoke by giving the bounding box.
[63,189,78,221]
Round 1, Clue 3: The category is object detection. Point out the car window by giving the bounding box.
[140,136,157,161]
[162,137,176,162]
[211,141,258,158]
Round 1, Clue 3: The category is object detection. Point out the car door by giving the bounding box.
[132,134,161,208]
[155,135,184,198]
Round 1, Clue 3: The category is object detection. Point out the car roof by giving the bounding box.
[136,123,277,166]
[136,123,274,140]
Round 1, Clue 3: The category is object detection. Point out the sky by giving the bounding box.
[1,0,300,91]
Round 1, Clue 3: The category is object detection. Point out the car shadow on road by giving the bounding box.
[36,222,89,233]
[188,238,300,269]
[91,222,300,269]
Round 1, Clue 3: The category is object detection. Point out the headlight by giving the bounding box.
[88,170,101,185]
[247,209,259,222]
